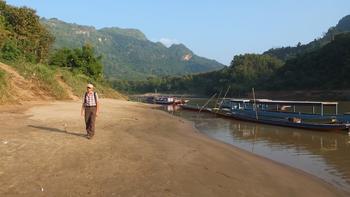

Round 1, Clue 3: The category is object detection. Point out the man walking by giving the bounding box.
[81,84,99,139]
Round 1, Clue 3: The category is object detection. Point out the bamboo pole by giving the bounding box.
[218,86,231,110]
[252,88,258,120]
[199,93,217,113]
[214,88,223,109]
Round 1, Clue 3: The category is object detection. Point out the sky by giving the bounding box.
[6,0,350,65]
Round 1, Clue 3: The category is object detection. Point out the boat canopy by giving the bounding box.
[225,98,339,115]
[228,98,338,106]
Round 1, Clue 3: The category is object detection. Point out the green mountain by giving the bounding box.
[0,1,123,103]
[335,15,350,31]
[123,32,350,95]
[264,15,350,61]
[41,18,225,80]
[269,32,350,90]
[114,53,284,95]
[119,15,350,96]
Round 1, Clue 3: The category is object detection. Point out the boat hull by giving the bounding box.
[180,105,350,131]
[228,112,349,131]
[180,104,212,113]
[155,101,175,105]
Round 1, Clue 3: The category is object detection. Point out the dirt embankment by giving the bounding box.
[0,99,348,196]
[0,62,52,102]
[0,62,125,104]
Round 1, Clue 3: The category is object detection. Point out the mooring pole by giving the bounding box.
[218,86,231,110]
[252,88,258,120]
[199,93,217,113]
[214,88,223,110]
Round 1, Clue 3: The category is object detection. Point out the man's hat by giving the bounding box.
[87,84,94,88]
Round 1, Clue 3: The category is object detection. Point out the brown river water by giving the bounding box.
[162,100,350,192]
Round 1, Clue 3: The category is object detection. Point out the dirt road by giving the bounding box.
[0,99,347,196]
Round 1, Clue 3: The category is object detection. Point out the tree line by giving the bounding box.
[111,33,350,96]
[0,1,103,81]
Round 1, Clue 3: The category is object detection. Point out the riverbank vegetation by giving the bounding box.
[112,32,350,97]
[111,54,283,95]
[0,1,122,102]
[2,0,349,100]
[41,18,225,81]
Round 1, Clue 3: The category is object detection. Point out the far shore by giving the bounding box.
[0,99,348,196]
[133,89,350,101]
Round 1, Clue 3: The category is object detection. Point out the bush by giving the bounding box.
[49,44,103,80]
[1,40,20,61]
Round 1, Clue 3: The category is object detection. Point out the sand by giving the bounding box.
[0,99,348,196]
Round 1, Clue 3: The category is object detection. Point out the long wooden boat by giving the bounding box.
[155,96,175,104]
[226,111,350,131]
[180,104,212,113]
[152,96,189,105]
[180,98,350,131]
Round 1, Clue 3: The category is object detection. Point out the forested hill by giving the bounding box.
[264,15,350,61]
[116,24,350,96]
[0,1,124,103]
[269,33,350,90]
[41,18,225,80]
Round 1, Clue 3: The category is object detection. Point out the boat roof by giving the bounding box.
[226,98,338,106]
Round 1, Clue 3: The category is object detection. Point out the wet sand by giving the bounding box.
[0,99,348,196]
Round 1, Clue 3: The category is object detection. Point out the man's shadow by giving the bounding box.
[28,125,86,138]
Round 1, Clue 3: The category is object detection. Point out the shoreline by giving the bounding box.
[157,107,350,193]
[0,99,348,196]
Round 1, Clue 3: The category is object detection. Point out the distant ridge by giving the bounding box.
[264,14,350,61]
[119,14,350,98]
[41,18,225,80]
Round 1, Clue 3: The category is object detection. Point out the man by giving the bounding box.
[81,84,99,139]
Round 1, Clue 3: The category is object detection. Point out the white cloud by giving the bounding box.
[159,38,180,47]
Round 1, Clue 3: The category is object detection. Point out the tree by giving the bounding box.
[0,1,54,62]
[49,44,103,80]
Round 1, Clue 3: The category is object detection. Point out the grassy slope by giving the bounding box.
[9,61,69,99]
[0,61,125,104]
[60,69,126,99]
[0,69,10,103]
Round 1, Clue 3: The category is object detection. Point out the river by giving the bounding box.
[162,101,350,192]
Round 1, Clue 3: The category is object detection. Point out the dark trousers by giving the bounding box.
[85,106,97,137]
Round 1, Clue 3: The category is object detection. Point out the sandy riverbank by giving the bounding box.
[0,99,348,196]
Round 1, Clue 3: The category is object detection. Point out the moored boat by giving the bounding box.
[154,96,189,105]
[181,98,350,131]
[180,104,212,112]
[223,99,350,131]
[155,96,175,104]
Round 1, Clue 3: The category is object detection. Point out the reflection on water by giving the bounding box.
[164,104,181,113]
[164,106,350,192]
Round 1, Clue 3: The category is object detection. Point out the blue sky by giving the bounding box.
[6,0,350,65]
